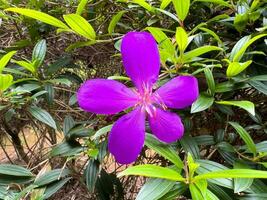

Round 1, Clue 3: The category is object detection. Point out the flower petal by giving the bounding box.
[121,32,160,91]
[77,79,138,115]
[148,108,184,143]
[108,107,145,164]
[155,76,199,109]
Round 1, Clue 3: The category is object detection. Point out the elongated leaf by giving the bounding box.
[108,11,126,34]
[189,183,204,200]
[28,106,57,129]
[216,100,255,116]
[85,160,99,192]
[191,94,214,113]
[172,0,190,21]
[91,124,113,140]
[183,46,222,62]
[63,14,96,40]
[0,74,13,92]
[233,162,253,193]
[43,177,71,199]
[15,60,35,73]
[32,39,46,68]
[160,0,172,9]
[229,122,256,155]
[176,27,188,53]
[0,51,16,73]
[145,134,183,168]
[194,169,267,181]
[226,60,252,77]
[146,27,175,55]
[76,0,90,15]
[132,0,155,12]
[50,141,83,157]
[34,169,70,186]
[137,178,175,200]
[0,164,33,177]
[118,164,185,182]
[5,8,68,29]
[233,34,267,62]
[194,0,231,7]
[199,27,223,44]
[204,68,215,95]
[180,135,200,159]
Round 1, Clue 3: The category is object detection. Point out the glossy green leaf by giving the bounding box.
[32,39,46,68]
[34,169,70,186]
[50,141,83,157]
[194,169,267,181]
[85,160,99,192]
[233,162,253,193]
[204,68,215,95]
[189,183,204,200]
[108,11,126,34]
[183,46,222,62]
[172,0,190,21]
[191,94,214,113]
[229,122,256,155]
[15,60,36,73]
[0,51,16,73]
[63,14,96,40]
[180,135,200,159]
[76,0,91,15]
[28,106,57,130]
[0,164,33,177]
[118,164,185,182]
[0,74,13,92]
[233,33,267,62]
[160,0,172,9]
[91,124,113,140]
[132,0,155,12]
[136,178,175,200]
[194,0,231,7]
[5,8,68,29]
[216,100,255,116]
[145,134,183,168]
[176,27,188,53]
[43,177,71,199]
[226,60,252,77]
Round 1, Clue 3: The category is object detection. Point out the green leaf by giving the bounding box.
[180,135,200,159]
[0,164,33,177]
[118,164,185,182]
[194,169,267,181]
[216,100,255,116]
[76,0,91,15]
[43,177,71,199]
[28,106,57,130]
[226,60,252,77]
[108,11,126,34]
[132,0,155,12]
[146,27,175,55]
[91,124,113,140]
[0,74,13,92]
[194,0,231,8]
[249,80,267,95]
[204,68,215,95]
[32,39,46,68]
[5,8,68,29]
[233,33,267,62]
[189,183,204,200]
[233,162,253,193]
[34,169,70,186]
[15,60,36,73]
[199,27,223,44]
[191,94,214,113]
[63,14,96,40]
[229,35,250,61]
[50,141,83,157]
[136,178,175,200]
[172,0,190,21]
[176,27,188,53]
[145,134,183,168]
[0,51,16,73]
[183,46,222,62]
[229,122,256,156]
[84,160,99,192]
[160,0,172,9]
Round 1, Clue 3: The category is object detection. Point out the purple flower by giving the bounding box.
[77,32,199,164]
